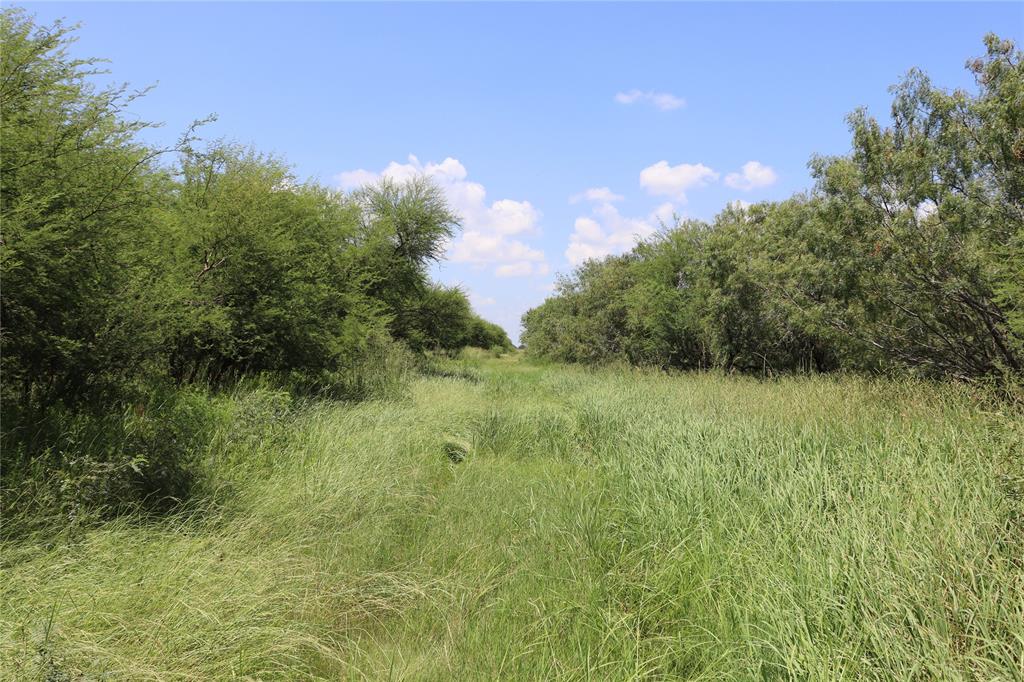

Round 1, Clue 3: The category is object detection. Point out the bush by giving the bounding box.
[1,8,513,531]
[285,338,417,401]
[0,9,178,411]
[523,34,1022,386]
[1,385,220,539]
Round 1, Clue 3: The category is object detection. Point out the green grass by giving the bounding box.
[3,357,1022,680]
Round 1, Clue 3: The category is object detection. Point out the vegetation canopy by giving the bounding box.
[523,35,1023,388]
[0,7,1021,681]
[0,8,511,530]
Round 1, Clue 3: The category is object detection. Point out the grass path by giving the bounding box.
[3,357,1022,679]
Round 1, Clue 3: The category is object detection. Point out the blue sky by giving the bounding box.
[23,2,1023,342]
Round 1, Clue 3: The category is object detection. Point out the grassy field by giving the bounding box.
[2,356,1022,680]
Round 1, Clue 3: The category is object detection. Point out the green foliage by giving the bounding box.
[804,35,1023,379]
[1,384,219,538]
[284,337,418,401]
[0,9,511,527]
[524,35,1023,385]
[522,255,639,364]
[621,229,708,368]
[395,283,513,353]
[0,9,177,408]
[467,315,515,352]
[406,284,475,352]
[165,144,387,383]
[1,10,1018,677]
[351,177,461,347]
[2,358,1020,678]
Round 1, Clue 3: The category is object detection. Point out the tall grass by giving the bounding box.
[2,357,1021,679]
[1,340,416,546]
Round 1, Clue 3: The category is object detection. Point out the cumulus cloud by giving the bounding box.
[570,187,624,204]
[335,156,468,189]
[449,230,545,264]
[565,192,668,266]
[334,168,378,188]
[639,161,718,202]
[614,89,686,111]
[724,161,778,191]
[335,154,547,276]
[650,202,677,226]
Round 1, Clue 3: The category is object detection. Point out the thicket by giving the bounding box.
[0,9,511,533]
[523,35,1023,387]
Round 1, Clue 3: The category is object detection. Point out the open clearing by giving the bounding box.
[3,357,1022,680]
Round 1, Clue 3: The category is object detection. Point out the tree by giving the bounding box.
[352,177,461,346]
[1,9,177,409]
[808,34,1022,379]
[166,144,386,382]
[523,34,1022,386]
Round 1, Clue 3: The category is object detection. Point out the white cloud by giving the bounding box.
[487,198,540,235]
[724,161,778,191]
[565,197,667,266]
[335,154,547,275]
[335,168,378,189]
[570,187,625,204]
[335,155,470,189]
[565,241,612,266]
[573,216,605,241]
[614,89,686,111]
[639,161,718,202]
[650,202,677,226]
[449,230,545,265]
[470,293,496,307]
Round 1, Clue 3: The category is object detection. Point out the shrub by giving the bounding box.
[1,385,219,539]
[523,34,1022,386]
[285,338,417,402]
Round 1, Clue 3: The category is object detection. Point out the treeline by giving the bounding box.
[0,9,510,530]
[524,35,1023,387]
